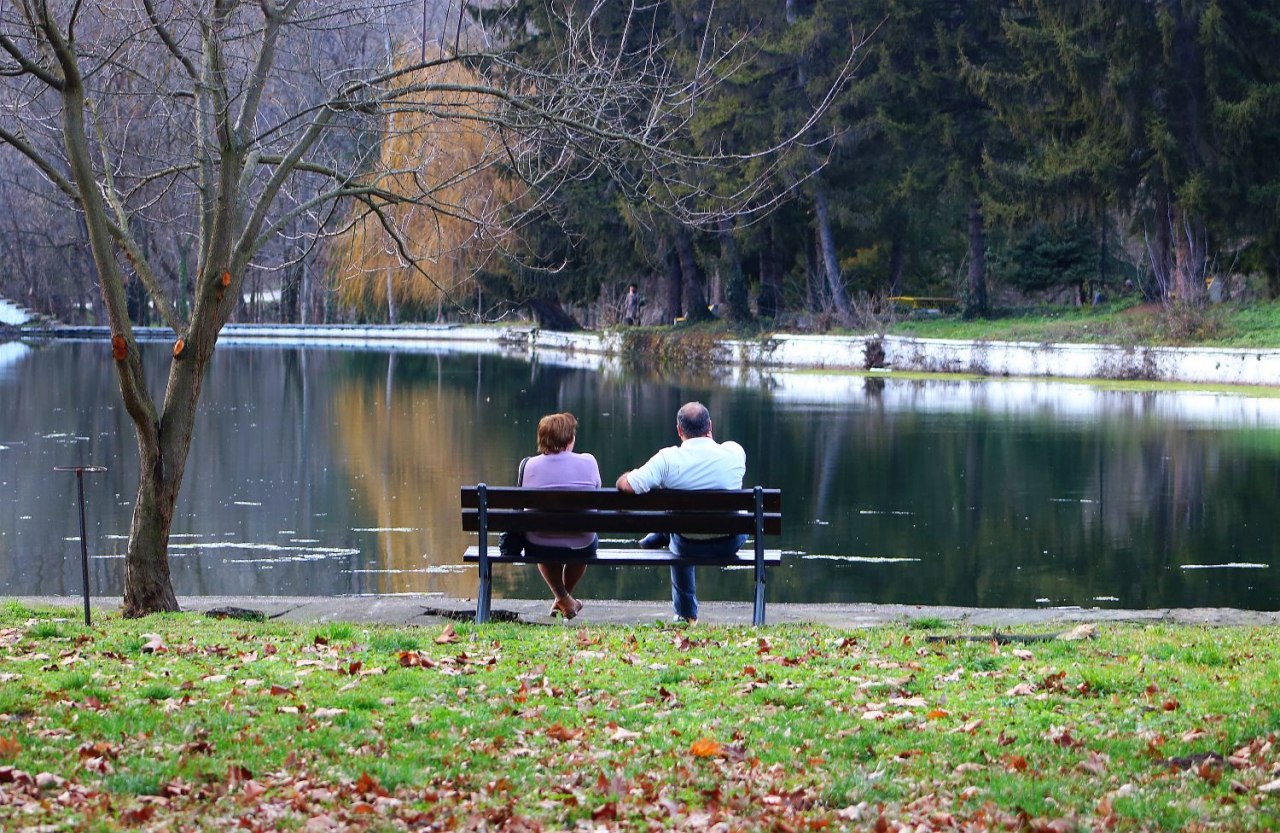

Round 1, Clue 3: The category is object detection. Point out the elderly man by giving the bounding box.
[616,402,747,624]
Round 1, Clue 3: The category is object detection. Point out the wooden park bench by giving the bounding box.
[461,486,782,625]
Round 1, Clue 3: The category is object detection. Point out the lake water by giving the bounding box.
[2,339,1279,610]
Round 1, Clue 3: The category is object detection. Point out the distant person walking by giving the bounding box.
[623,283,643,325]
[615,402,746,624]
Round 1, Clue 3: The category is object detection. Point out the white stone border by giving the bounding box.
[29,323,1280,386]
[529,330,1280,387]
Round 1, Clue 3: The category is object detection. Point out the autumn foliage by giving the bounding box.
[330,51,515,316]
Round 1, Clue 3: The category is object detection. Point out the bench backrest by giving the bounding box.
[460,487,781,536]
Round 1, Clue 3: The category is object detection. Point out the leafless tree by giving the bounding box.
[0,0,849,615]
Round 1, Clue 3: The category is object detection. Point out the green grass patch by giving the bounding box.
[879,299,1280,350]
[29,621,66,639]
[0,609,1276,831]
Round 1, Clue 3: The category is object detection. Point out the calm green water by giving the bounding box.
[2,339,1279,610]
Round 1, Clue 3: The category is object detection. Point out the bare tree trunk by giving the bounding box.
[888,234,905,298]
[757,224,783,319]
[302,257,313,325]
[676,227,713,322]
[805,229,820,312]
[385,269,397,324]
[1151,194,1175,300]
[1166,0,1207,306]
[813,184,850,320]
[787,0,848,322]
[965,198,988,318]
[1097,201,1107,289]
[125,433,183,615]
[1173,208,1207,303]
[718,218,751,324]
[281,240,301,324]
[527,296,581,330]
[59,78,180,615]
[664,243,682,325]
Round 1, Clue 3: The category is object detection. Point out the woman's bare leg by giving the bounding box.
[562,564,587,595]
[538,564,578,618]
[562,564,587,615]
[537,564,568,599]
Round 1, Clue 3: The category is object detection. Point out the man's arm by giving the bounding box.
[617,447,667,494]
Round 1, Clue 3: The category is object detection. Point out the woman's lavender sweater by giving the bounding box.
[521,451,602,548]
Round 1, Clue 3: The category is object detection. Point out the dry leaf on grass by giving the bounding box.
[435,623,459,645]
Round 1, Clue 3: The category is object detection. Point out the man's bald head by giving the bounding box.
[676,402,712,439]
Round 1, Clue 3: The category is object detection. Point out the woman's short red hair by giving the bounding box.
[537,412,578,454]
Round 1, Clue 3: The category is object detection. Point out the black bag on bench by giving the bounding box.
[498,456,530,557]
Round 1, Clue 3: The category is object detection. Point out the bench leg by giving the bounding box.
[752,487,766,626]
[476,562,492,624]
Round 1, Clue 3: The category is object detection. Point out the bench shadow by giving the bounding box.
[419,606,538,625]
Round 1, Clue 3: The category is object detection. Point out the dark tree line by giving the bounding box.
[3,1,1279,330]
[481,0,1280,328]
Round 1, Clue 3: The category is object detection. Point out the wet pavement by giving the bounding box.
[14,595,1280,629]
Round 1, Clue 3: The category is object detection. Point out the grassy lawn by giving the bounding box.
[0,602,1277,831]
[880,299,1280,349]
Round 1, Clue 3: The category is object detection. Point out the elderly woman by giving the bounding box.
[522,412,601,619]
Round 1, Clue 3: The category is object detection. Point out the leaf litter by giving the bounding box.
[0,611,1276,830]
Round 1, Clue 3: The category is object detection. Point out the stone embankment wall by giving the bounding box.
[24,323,1280,386]
[538,330,1280,387]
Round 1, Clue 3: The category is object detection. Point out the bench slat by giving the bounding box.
[463,545,782,567]
[461,509,782,535]
[461,487,780,513]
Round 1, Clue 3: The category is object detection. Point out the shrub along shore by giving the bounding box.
[0,602,1276,831]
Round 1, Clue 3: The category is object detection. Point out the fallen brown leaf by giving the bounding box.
[1056,623,1097,640]
[435,623,459,645]
[545,723,582,742]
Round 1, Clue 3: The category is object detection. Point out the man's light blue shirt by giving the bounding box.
[625,436,746,494]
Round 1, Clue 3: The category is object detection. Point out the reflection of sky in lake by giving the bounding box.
[756,372,1280,428]
[1,339,1277,610]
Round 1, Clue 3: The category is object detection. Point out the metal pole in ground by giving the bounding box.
[55,465,107,626]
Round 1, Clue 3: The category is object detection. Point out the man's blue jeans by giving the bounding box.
[669,534,748,621]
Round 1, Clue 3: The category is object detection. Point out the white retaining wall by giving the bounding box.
[530,331,1280,388]
[27,323,1280,387]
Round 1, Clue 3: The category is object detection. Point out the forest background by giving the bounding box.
[3,0,1278,334]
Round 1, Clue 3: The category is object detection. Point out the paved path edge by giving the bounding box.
[10,596,1279,628]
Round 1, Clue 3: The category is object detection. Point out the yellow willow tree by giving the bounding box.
[0,0,848,616]
[332,52,512,320]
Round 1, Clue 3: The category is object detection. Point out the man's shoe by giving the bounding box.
[639,533,670,550]
[671,615,697,626]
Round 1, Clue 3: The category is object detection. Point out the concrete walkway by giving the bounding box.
[15,596,1280,628]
